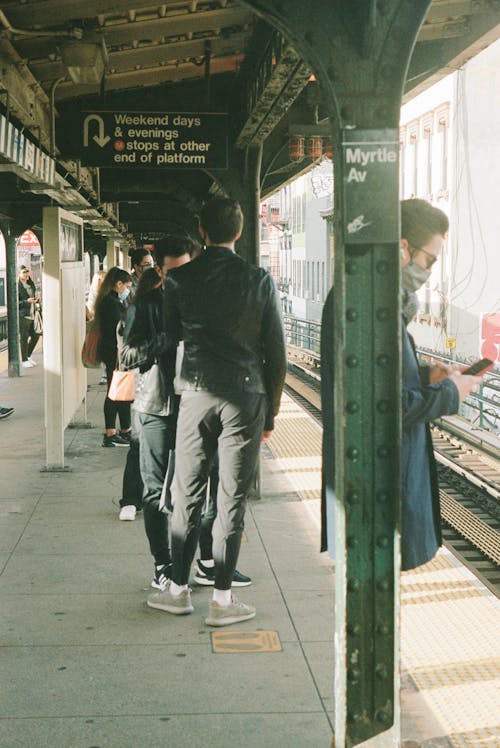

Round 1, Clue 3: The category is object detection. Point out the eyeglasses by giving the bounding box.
[410,246,439,269]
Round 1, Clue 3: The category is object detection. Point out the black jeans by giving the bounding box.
[138,411,177,566]
[104,361,131,432]
[120,410,144,509]
[19,316,40,361]
[171,391,266,590]
[198,451,219,560]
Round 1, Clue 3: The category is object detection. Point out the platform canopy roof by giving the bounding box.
[0,0,498,245]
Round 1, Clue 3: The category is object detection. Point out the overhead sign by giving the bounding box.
[0,114,55,186]
[342,129,399,244]
[80,111,228,169]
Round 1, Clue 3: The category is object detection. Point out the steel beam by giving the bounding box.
[12,6,253,59]
[54,55,244,100]
[30,33,248,84]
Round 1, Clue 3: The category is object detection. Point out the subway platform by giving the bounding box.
[0,346,499,748]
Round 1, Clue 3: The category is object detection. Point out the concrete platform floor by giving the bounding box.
[1,347,498,748]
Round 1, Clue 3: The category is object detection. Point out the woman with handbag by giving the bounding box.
[93,267,133,447]
[17,266,41,368]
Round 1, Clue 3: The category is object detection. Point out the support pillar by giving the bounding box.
[243,2,432,745]
[106,239,118,269]
[245,142,263,266]
[42,207,85,471]
[1,220,21,377]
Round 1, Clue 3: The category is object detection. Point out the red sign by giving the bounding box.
[481,313,500,363]
[17,230,40,249]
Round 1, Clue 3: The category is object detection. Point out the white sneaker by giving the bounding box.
[119,505,137,521]
[205,596,256,627]
[21,360,34,368]
[147,582,194,615]
[28,357,37,366]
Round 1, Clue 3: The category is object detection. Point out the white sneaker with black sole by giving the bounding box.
[151,563,172,591]
[194,560,252,587]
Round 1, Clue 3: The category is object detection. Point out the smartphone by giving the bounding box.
[462,358,494,376]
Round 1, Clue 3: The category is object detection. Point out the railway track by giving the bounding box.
[285,355,500,596]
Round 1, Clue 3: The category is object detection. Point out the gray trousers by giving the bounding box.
[171,390,266,590]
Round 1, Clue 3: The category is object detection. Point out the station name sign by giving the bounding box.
[342,129,399,244]
[80,111,228,169]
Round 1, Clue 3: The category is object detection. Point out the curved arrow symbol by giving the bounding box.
[83,114,111,148]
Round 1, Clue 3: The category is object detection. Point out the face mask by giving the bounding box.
[402,262,431,293]
[118,288,130,301]
[401,289,419,322]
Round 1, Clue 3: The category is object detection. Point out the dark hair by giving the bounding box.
[129,248,152,267]
[153,234,193,268]
[199,198,243,244]
[401,199,449,249]
[93,266,132,330]
[134,267,161,302]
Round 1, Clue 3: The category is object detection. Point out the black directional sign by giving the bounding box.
[80,111,228,169]
[342,129,399,244]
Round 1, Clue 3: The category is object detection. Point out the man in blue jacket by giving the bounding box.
[321,199,483,570]
[148,197,287,625]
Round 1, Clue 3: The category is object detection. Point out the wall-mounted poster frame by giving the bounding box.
[60,218,83,262]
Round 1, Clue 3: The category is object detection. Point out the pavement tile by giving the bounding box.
[0,516,30,553]
[283,589,335,642]
[0,554,152,594]
[1,642,327,719]
[13,519,147,555]
[0,713,333,748]
[301,641,336,710]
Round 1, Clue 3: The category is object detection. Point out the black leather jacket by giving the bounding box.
[163,245,286,429]
[121,288,176,409]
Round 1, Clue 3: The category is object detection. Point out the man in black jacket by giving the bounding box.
[147,197,286,626]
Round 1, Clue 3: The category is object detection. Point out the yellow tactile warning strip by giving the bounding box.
[266,395,322,500]
[268,393,500,746]
[401,549,500,746]
[211,630,282,654]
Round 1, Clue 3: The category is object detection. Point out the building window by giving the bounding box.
[407,121,418,197]
[423,119,432,197]
[436,104,450,194]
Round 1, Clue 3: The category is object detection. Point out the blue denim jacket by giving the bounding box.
[401,322,458,569]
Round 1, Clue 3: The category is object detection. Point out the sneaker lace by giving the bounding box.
[230,595,245,609]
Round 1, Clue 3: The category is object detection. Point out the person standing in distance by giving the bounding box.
[148,197,287,626]
[17,266,41,368]
[129,248,154,302]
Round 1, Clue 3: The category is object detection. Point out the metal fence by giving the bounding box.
[283,314,321,355]
[284,314,500,435]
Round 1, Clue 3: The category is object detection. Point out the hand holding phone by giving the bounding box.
[462,358,494,376]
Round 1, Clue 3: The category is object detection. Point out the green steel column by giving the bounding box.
[1,221,22,377]
[246,142,263,267]
[241,1,431,744]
